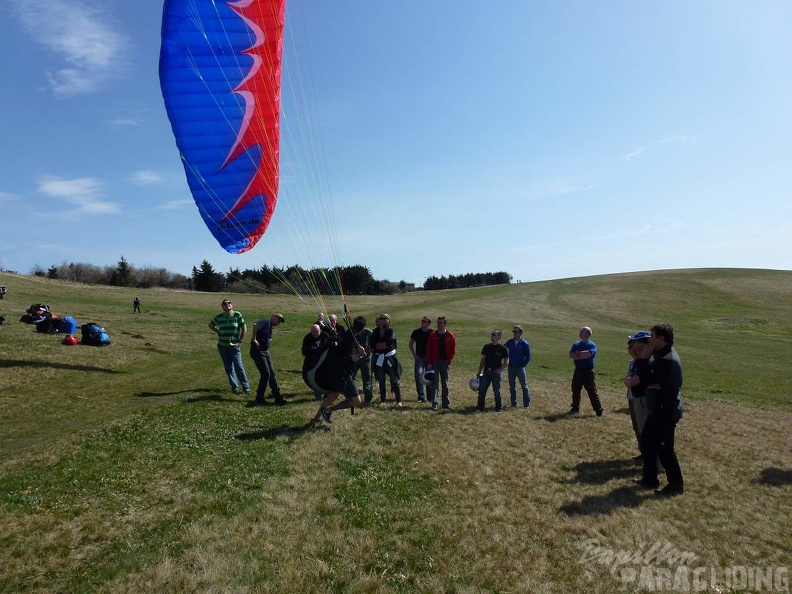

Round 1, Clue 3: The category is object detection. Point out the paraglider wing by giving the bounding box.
[159,0,285,254]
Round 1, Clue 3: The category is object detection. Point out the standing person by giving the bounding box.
[425,316,457,411]
[349,316,374,404]
[624,331,652,453]
[370,313,403,406]
[303,323,328,401]
[569,326,603,416]
[249,313,286,406]
[209,299,250,394]
[327,313,340,336]
[308,321,368,425]
[476,329,509,412]
[409,316,433,403]
[133,297,141,313]
[637,324,685,496]
[504,325,532,408]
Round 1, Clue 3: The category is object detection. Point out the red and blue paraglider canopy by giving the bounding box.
[159,0,285,254]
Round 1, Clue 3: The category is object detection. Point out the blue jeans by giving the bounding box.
[477,369,503,410]
[507,366,531,407]
[218,344,249,392]
[414,356,426,400]
[428,360,450,407]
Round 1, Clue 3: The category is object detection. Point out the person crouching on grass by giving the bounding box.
[309,317,368,425]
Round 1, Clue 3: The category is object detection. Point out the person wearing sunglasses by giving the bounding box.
[209,299,250,395]
[371,313,403,406]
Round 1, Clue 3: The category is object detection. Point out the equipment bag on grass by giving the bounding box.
[81,322,111,346]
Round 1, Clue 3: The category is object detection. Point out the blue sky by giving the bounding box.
[1,0,790,285]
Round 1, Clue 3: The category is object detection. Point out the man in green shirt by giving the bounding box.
[209,299,250,394]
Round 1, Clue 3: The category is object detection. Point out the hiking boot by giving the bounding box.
[432,404,439,411]
[274,396,287,406]
[569,406,579,414]
[596,409,604,417]
[417,397,426,403]
[320,408,333,424]
[246,398,266,408]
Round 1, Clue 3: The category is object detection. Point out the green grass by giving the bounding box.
[0,268,790,592]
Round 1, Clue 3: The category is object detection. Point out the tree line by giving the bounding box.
[423,271,512,290]
[28,258,511,293]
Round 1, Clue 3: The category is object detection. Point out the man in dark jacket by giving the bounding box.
[635,323,685,496]
[249,313,286,406]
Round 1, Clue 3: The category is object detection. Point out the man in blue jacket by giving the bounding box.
[504,324,532,408]
[569,326,603,416]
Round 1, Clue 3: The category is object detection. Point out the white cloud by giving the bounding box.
[160,199,194,210]
[131,170,163,185]
[10,0,127,97]
[622,136,695,161]
[0,191,17,202]
[109,117,143,128]
[37,176,120,214]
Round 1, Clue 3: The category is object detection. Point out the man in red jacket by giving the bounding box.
[425,316,457,411]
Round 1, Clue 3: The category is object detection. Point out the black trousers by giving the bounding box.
[640,413,683,488]
[571,368,602,411]
[249,347,280,399]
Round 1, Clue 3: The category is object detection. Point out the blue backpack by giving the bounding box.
[58,316,78,334]
[81,322,111,346]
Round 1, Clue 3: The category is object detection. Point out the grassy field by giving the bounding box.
[0,268,790,593]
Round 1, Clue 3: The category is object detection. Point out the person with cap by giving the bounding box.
[636,323,685,496]
[248,313,286,406]
[568,325,604,416]
[133,296,141,313]
[425,316,457,411]
[371,313,403,406]
[624,331,653,452]
[408,316,433,403]
[504,324,532,408]
[209,299,251,394]
[476,329,509,412]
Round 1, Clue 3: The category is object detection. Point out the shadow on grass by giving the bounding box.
[565,458,639,485]
[543,411,581,422]
[235,422,327,442]
[0,359,123,374]
[137,388,219,399]
[754,467,792,486]
[560,485,649,516]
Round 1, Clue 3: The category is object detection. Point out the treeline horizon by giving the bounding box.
[16,258,511,294]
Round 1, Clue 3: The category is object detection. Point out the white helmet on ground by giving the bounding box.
[469,377,480,391]
[420,369,436,386]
